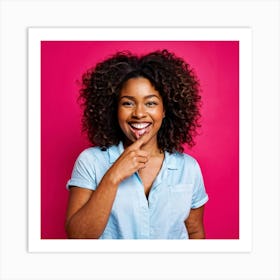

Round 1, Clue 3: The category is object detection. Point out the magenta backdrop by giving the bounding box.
[41,41,239,239]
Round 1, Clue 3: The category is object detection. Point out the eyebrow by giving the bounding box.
[119,95,161,100]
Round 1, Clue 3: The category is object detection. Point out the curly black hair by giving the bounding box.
[79,49,201,153]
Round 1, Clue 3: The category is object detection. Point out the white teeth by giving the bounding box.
[130,123,150,129]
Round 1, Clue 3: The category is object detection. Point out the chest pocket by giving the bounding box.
[168,183,194,222]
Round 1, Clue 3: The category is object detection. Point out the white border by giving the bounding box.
[28,27,252,253]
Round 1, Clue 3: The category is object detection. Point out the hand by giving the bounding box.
[107,133,150,184]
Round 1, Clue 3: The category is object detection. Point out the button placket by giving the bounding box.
[134,172,150,238]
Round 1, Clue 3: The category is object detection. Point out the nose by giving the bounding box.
[132,104,146,119]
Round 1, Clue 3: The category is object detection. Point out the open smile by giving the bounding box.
[128,122,152,139]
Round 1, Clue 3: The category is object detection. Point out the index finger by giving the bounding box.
[130,132,150,150]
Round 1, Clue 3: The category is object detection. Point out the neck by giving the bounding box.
[141,142,163,157]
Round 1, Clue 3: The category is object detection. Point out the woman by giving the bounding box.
[65,49,208,239]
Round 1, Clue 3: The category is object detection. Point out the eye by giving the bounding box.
[121,101,134,107]
[146,101,158,107]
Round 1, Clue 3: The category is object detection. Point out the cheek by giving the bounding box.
[152,108,165,123]
[117,106,125,120]
[117,108,129,127]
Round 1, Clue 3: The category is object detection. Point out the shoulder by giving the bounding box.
[168,151,199,168]
[75,146,109,165]
[165,151,205,187]
[167,151,203,179]
[78,146,105,158]
[76,143,122,165]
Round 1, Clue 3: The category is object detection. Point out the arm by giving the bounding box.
[65,169,120,239]
[65,134,150,239]
[184,205,205,239]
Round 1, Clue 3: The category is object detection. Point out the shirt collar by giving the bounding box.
[108,141,124,164]
[164,151,179,170]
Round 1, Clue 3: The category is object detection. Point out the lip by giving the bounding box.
[128,122,152,139]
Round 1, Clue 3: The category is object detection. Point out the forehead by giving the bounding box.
[120,77,161,98]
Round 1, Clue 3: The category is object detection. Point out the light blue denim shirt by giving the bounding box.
[67,142,208,239]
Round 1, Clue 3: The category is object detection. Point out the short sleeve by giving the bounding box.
[66,149,97,191]
[191,160,209,208]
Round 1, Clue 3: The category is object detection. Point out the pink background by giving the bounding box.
[41,41,239,239]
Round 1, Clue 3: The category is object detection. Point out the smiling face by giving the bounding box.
[117,77,165,148]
